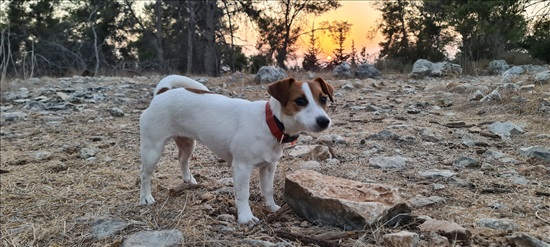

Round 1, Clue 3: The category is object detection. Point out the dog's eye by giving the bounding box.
[294,98,308,106]
[320,96,327,104]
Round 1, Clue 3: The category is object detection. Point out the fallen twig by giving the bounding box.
[481,187,512,194]
[535,210,550,225]
[264,204,291,223]
[168,183,205,197]
[275,229,340,247]
[535,190,550,197]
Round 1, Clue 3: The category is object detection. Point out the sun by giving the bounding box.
[326,56,332,61]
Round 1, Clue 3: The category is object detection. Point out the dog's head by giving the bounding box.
[267,77,334,133]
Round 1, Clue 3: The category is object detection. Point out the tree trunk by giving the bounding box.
[204,0,218,77]
[222,0,235,72]
[154,0,165,72]
[186,1,195,74]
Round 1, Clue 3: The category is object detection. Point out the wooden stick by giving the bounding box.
[275,229,340,247]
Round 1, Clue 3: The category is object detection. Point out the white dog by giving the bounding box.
[139,75,334,224]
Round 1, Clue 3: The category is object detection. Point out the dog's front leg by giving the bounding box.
[232,163,259,224]
[259,162,281,212]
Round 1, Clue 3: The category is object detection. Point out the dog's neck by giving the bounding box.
[266,98,301,142]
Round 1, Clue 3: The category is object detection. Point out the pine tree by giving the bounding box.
[302,24,321,71]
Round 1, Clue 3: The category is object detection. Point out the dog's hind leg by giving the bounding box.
[174,136,197,184]
[140,139,167,205]
[259,162,281,212]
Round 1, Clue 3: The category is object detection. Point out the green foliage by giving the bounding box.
[521,16,550,63]
[249,54,272,74]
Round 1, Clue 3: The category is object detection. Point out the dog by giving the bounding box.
[139,75,334,224]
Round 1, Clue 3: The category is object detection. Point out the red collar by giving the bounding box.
[265,102,299,144]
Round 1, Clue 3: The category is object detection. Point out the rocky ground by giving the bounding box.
[1,71,549,247]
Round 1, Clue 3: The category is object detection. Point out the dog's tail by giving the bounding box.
[154,75,209,96]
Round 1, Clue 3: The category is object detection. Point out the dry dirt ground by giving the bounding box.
[1,72,549,247]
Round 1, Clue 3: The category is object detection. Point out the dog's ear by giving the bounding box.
[267,77,295,106]
[313,77,334,102]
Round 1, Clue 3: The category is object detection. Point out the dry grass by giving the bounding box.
[1,73,549,246]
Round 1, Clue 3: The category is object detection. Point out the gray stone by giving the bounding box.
[507,233,550,247]
[368,130,400,140]
[483,150,505,160]
[480,90,501,102]
[355,63,381,79]
[519,146,550,162]
[432,183,446,190]
[80,147,99,159]
[419,128,441,142]
[419,219,471,244]
[369,156,408,170]
[254,66,288,84]
[489,121,525,139]
[383,231,419,247]
[284,170,411,230]
[488,60,509,75]
[475,218,517,231]
[409,59,433,78]
[419,169,457,178]
[288,145,331,161]
[108,107,125,117]
[299,161,321,170]
[470,90,484,101]
[92,218,132,239]
[408,196,445,208]
[241,238,292,247]
[316,134,347,145]
[1,112,28,122]
[453,156,479,168]
[32,151,52,160]
[332,62,353,79]
[535,70,550,85]
[431,62,462,77]
[122,230,183,247]
[521,64,547,73]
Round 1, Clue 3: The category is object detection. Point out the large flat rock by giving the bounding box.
[283,170,411,230]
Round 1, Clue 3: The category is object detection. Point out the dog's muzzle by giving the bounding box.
[315,116,330,131]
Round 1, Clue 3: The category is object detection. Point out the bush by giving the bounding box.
[375,58,413,74]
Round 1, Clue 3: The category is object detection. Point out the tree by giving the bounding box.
[350,40,357,66]
[375,0,414,63]
[245,0,340,69]
[325,20,352,66]
[302,23,321,71]
[522,15,550,63]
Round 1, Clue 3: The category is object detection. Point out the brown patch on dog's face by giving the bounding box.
[185,88,212,94]
[267,78,295,107]
[311,77,334,103]
[308,78,334,110]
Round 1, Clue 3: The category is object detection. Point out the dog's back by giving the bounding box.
[154,75,208,96]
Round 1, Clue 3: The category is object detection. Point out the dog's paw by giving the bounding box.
[237,213,259,225]
[267,204,281,212]
[140,195,155,205]
[185,175,197,184]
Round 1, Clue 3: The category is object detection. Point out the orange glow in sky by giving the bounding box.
[236,1,383,65]
[307,1,382,62]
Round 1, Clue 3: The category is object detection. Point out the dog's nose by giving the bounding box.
[316,117,330,129]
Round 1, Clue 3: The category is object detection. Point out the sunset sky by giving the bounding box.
[237,1,383,65]
[305,1,383,63]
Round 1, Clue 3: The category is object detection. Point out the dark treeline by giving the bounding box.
[373,0,550,73]
[0,0,340,79]
[0,0,549,79]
